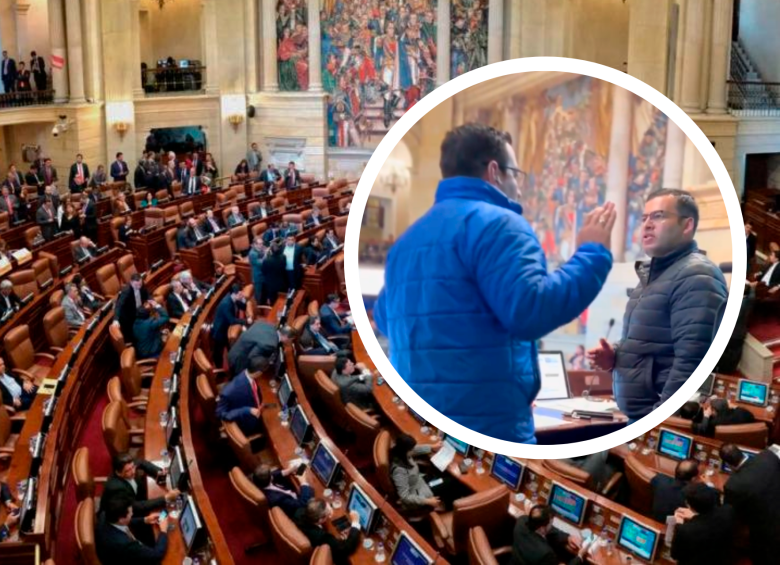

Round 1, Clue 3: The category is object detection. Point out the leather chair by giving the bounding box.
[251,222,267,241]
[164,206,180,225]
[211,235,237,276]
[32,258,54,287]
[345,403,381,448]
[663,416,693,431]
[223,421,264,473]
[0,405,17,467]
[714,422,769,449]
[296,355,336,390]
[49,289,64,307]
[310,545,333,565]
[624,455,656,517]
[110,217,126,247]
[228,466,270,550]
[9,269,38,298]
[335,216,348,240]
[71,446,107,504]
[271,196,286,209]
[283,213,303,232]
[180,200,195,218]
[153,283,171,308]
[338,196,351,211]
[307,301,319,317]
[0,211,9,231]
[43,307,72,352]
[156,189,171,204]
[543,459,622,498]
[247,202,261,218]
[372,431,396,500]
[196,373,221,430]
[144,206,165,228]
[268,506,312,565]
[430,485,511,556]
[335,257,345,294]
[24,226,42,247]
[109,323,127,355]
[4,325,54,385]
[231,225,251,257]
[234,184,247,201]
[221,206,234,226]
[194,347,228,393]
[106,383,146,431]
[171,181,183,199]
[217,189,237,207]
[468,524,514,565]
[120,347,154,401]
[165,226,178,260]
[133,192,147,209]
[96,264,122,297]
[116,254,137,285]
[312,188,329,198]
[314,369,350,430]
[102,399,143,459]
[300,173,316,185]
[75,498,100,565]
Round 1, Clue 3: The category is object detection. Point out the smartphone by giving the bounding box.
[331,516,350,532]
[158,510,168,522]
[296,463,307,476]
[428,478,444,488]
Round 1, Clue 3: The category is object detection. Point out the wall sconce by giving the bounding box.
[228,114,244,131]
[113,121,129,139]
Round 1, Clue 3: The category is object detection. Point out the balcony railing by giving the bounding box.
[0,89,55,109]
[142,65,205,96]
[727,80,780,116]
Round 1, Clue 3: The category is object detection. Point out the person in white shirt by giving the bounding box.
[0,357,36,411]
[749,249,780,297]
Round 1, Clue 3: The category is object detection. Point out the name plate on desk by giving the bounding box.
[11,248,32,264]
[0,256,11,276]
[38,378,58,396]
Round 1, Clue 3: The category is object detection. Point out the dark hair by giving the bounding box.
[327,293,340,304]
[248,355,270,374]
[720,444,744,468]
[251,465,273,488]
[105,495,134,524]
[675,459,699,482]
[72,274,83,285]
[304,499,328,525]
[307,315,320,327]
[679,401,702,421]
[112,452,135,474]
[527,505,552,532]
[389,433,417,469]
[646,189,699,231]
[771,249,780,261]
[130,273,142,282]
[710,398,729,414]
[76,153,83,159]
[334,355,351,374]
[683,482,719,514]
[230,283,242,296]
[116,152,123,159]
[439,123,513,179]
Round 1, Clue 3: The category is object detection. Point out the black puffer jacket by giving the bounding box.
[613,241,728,419]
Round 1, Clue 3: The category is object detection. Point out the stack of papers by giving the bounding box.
[430,442,456,472]
[535,398,619,414]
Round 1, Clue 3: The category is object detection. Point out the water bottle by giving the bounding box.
[280,407,289,426]
[374,542,386,563]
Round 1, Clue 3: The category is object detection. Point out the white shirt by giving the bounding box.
[173,292,189,311]
[284,245,295,270]
[133,288,142,308]
[0,373,21,400]
[761,262,779,286]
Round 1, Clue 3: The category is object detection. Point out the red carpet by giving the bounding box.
[749,315,780,343]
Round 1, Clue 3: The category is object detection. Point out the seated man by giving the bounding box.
[300,316,345,356]
[73,236,98,262]
[510,504,592,565]
[166,279,192,319]
[178,270,209,299]
[62,282,88,327]
[215,356,267,435]
[0,481,19,542]
[73,273,103,310]
[692,398,755,437]
[748,249,780,300]
[331,355,377,411]
[132,300,169,359]
[96,495,169,565]
[295,499,361,564]
[319,293,353,336]
[202,209,224,234]
[0,357,36,411]
[670,483,735,565]
[0,280,20,317]
[650,458,714,523]
[226,205,245,228]
[251,462,314,519]
[322,227,341,252]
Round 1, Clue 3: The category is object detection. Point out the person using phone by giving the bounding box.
[510,504,591,565]
[251,462,314,519]
[295,498,361,564]
[96,496,170,564]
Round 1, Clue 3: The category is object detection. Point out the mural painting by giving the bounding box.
[277,0,310,91]
[450,0,488,78]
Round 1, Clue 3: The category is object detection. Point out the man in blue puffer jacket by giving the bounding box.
[373,124,616,444]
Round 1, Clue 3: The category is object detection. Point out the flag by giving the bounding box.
[51,54,65,69]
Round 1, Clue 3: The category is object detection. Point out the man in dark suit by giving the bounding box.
[692,398,755,437]
[166,280,192,319]
[284,161,301,190]
[181,165,201,195]
[0,280,21,317]
[1,51,16,93]
[650,458,705,522]
[305,206,324,228]
[29,51,46,92]
[252,463,314,519]
[319,294,352,336]
[202,209,224,234]
[0,357,36,411]
[262,224,284,245]
[2,169,22,198]
[745,221,757,269]
[0,185,20,221]
[227,321,293,377]
[226,205,245,228]
[111,152,130,183]
[82,188,99,241]
[41,158,58,187]
[295,499,361,564]
[73,236,98,263]
[509,505,590,565]
[210,284,249,368]
[113,273,150,343]
[331,355,377,411]
[96,496,169,565]
[25,164,45,196]
[190,153,203,177]
[749,249,780,299]
[36,197,58,241]
[670,483,735,565]
[260,164,281,188]
[175,221,197,250]
[68,154,90,193]
[282,234,304,290]
[262,243,288,302]
[132,301,169,359]
[186,216,207,242]
[215,355,267,434]
[322,227,341,253]
[300,316,341,356]
[100,453,179,519]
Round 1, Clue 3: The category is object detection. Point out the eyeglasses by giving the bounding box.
[641,211,690,224]
[484,161,527,183]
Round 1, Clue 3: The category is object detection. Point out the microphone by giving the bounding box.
[605,318,615,341]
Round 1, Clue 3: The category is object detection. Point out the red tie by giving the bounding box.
[250,378,261,409]
[5,197,11,213]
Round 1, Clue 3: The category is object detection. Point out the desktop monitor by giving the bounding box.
[490,454,525,491]
[179,59,190,68]
[290,406,311,445]
[311,441,339,487]
[168,373,180,409]
[19,477,37,533]
[548,482,587,526]
[737,379,769,407]
[656,428,693,461]
[721,446,760,473]
[166,406,181,448]
[444,434,470,457]
[179,494,204,553]
[170,445,189,491]
[616,515,660,563]
[278,374,296,408]
[536,351,571,401]
[347,484,378,533]
[698,373,715,397]
[390,532,434,565]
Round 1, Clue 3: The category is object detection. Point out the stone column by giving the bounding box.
[83,0,104,101]
[308,0,322,92]
[436,0,450,87]
[605,85,632,262]
[662,119,686,189]
[262,0,278,91]
[627,0,671,95]
[679,0,706,113]
[487,0,504,64]
[65,0,86,103]
[706,0,733,114]
[129,0,143,98]
[244,0,258,93]
[48,0,68,103]
[203,0,220,95]
[507,0,522,59]
[15,2,31,59]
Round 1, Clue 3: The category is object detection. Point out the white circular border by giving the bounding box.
[344,57,746,459]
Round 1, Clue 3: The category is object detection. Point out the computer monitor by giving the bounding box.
[166,406,180,448]
[19,477,37,533]
[347,484,378,533]
[616,515,660,562]
[444,434,470,457]
[548,482,587,526]
[168,373,180,409]
[490,454,525,491]
[278,374,296,408]
[536,351,571,400]
[721,446,760,473]
[656,428,693,461]
[698,373,715,397]
[390,532,434,565]
[737,378,769,407]
[170,445,189,491]
[290,406,311,445]
[179,495,204,553]
[179,59,190,68]
[311,441,339,487]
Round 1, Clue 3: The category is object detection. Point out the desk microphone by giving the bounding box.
[605,318,615,341]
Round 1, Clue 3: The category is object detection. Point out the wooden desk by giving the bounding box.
[303,251,342,305]
[129,226,170,271]
[34,234,74,270]
[179,240,214,283]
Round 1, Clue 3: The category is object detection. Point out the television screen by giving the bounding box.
[490,454,525,491]
[656,429,693,461]
[311,442,339,487]
[617,515,659,562]
[179,495,203,552]
[549,482,587,526]
[737,379,769,407]
[444,434,470,457]
[290,406,311,445]
[390,532,434,565]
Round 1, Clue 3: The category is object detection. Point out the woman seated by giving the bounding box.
[60,203,81,237]
[234,159,250,181]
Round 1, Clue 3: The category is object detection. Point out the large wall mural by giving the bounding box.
[450,0,488,78]
[322,0,438,148]
[277,0,309,91]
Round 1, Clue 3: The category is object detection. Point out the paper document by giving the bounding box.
[535,398,619,414]
[533,413,566,430]
[430,442,456,472]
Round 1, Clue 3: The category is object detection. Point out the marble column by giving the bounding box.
[130,1,143,98]
[605,85,632,262]
[436,0,450,87]
[507,0,522,59]
[14,2,30,59]
[262,0,278,91]
[244,0,258,93]
[627,0,670,95]
[706,0,733,114]
[83,0,104,101]
[679,0,706,113]
[65,0,86,103]
[487,0,504,64]
[308,0,322,92]
[48,0,68,102]
[662,119,686,189]
[203,0,220,95]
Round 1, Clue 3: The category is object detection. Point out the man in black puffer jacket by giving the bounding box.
[588,189,728,422]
